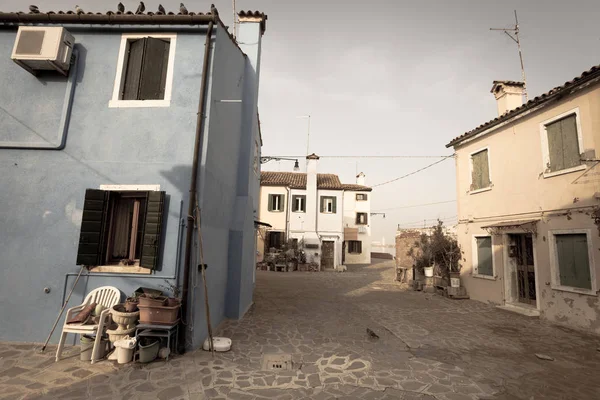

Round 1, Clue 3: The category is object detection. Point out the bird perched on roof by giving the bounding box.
[179,2,188,15]
[135,2,145,14]
[117,2,124,13]
[158,4,165,14]
[75,5,83,14]
[29,5,40,13]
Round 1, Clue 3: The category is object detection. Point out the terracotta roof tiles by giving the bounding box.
[260,171,372,191]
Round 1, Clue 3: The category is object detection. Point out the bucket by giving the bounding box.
[114,336,137,364]
[116,347,134,364]
[138,338,160,363]
[424,266,434,278]
[80,335,94,361]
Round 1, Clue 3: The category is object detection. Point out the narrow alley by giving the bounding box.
[1,260,599,399]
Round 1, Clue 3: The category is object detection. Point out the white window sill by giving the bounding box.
[469,186,492,195]
[472,273,496,280]
[109,99,171,108]
[292,211,306,213]
[89,265,152,274]
[543,164,587,179]
[270,210,284,213]
[551,284,597,296]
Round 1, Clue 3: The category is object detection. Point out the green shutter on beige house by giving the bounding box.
[546,115,580,172]
[476,237,493,276]
[471,150,490,190]
[139,191,166,270]
[76,189,110,266]
[556,234,591,289]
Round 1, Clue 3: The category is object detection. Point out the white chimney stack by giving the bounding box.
[305,153,319,233]
[491,81,525,116]
[356,172,366,186]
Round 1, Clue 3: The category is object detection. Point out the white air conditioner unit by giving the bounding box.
[358,226,367,234]
[11,26,74,76]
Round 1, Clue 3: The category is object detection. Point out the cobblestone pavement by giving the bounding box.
[1,260,600,399]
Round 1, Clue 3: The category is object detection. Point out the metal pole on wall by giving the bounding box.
[305,115,311,157]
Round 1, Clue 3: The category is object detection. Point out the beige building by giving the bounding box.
[447,66,600,334]
[257,155,372,269]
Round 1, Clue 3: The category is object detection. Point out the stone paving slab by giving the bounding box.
[1,260,599,399]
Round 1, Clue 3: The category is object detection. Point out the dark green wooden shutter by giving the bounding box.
[320,197,324,213]
[480,150,490,187]
[292,196,298,212]
[332,197,337,213]
[76,189,109,266]
[139,38,170,100]
[471,150,490,190]
[476,237,493,276]
[547,120,564,172]
[561,115,580,170]
[122,38,145,100]
[556,234,591,289]
[139,191,166,270]
[268,195,273,211]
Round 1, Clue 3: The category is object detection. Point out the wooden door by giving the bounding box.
[514,234,536,305]
[321,241,334,269]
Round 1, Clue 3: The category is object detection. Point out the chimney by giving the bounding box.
[491,81,524,116]
[356,172,366,186]
[305,153,319,232]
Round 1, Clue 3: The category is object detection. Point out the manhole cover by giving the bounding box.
[261,353,292,371]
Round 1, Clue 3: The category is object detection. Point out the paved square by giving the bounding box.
[1,260,599,399]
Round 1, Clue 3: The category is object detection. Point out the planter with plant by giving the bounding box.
[125,293,139,312]
[408,220,462,290]
[159,280,182,306]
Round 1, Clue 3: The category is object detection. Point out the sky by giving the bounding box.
[3,0,600,245]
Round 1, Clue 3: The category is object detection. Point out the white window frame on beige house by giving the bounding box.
[472,234,496,280]
[539,108,586,178]
[548,228,597,296]
[468,146,492,195]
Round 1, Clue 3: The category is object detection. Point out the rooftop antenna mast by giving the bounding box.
[490,10,528,101]
[232,0,237,38]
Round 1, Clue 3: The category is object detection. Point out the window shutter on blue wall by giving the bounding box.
[139,191,166,270]
[122,38,145,100]
[76,189,109,266]
[139,38,170,100]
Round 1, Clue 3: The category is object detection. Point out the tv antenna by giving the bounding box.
[490,10,528,101]
[232,0,237,38]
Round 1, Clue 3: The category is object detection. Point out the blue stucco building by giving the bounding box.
[0,7,266,349]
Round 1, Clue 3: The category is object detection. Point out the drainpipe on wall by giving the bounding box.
[285,187,291,243]
[179,11,217,354]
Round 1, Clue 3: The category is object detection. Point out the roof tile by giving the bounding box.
[261,171,371,191]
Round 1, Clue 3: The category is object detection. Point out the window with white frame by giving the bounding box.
[474,236,493,276]
[292,195,306,212]
[110,34,176,107]
[543,113,582,173]
[268,194,284,212]
[470,149,491,191]
[553,233,592,290]
[320,196,336,214]
[356,193,368,201]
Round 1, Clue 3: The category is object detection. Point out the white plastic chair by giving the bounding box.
[55,286,121,364]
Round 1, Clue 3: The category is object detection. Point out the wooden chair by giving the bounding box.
[55,286,120,364]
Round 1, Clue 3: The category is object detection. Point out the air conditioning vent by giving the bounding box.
[15,31,45,55]
[11,26,75,76]
[358,226,367,234]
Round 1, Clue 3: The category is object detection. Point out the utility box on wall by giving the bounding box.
[11,26,74,76]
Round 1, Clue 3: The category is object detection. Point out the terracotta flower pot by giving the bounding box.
[166,297,181,307]
[138,294,167,307]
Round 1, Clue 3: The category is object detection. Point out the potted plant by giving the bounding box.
[125,293,139,312]
[159,280,182,307]
[138,292,167,307]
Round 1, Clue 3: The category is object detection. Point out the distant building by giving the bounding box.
[447,66,600,334]
[258,154,372,269]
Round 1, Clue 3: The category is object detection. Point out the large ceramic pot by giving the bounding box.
[111,304,140,330]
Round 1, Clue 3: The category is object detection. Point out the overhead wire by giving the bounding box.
[372,156,455,187]
[373,200,456,212]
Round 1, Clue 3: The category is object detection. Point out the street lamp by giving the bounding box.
[261,157,300,172]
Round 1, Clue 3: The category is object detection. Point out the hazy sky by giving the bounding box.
[3,0,600,244]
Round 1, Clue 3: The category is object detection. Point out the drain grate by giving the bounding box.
[261,353,292,371]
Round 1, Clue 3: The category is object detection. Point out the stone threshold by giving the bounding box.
[496,303,540,317]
